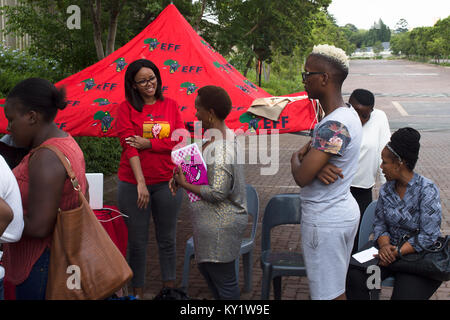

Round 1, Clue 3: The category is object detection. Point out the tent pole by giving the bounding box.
[258,60,262,87]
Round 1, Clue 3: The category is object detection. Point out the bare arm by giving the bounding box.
[291,147,332,188]
[174,165,203,196]
[0,198,13,237]
[25,149,66,238]
[129,156,150,209]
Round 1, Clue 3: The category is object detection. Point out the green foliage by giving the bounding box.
[394,18,409,34]
[364,19,391,46]
[311,11,354,55]
[0,44,68,97]
[339,19,391,49]
[74,136,121,175]
[205,0,331,66]
[1,0,98,74]
[390,16,450,62]
[372,41,384,56]
[1,0,204,74]
[244,68,304,96]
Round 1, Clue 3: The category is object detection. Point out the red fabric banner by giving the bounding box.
[0,4,317,137]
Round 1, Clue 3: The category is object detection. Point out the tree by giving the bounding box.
[203,0,331,79]
[364,19,390,47]
[311,11,354,55]
[394,18,409,33]
[427,37,445,63]
[1,0,98,75]
[433,16,450,57]
[88,0,127,60]
[0,0,201,73]
[390,32,410,56]
[373,41,383,56]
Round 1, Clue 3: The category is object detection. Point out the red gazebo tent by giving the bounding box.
[0,4,317,136]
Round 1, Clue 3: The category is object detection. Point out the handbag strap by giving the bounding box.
[397,228,448,261]
[32,144,80,191]
[397,229,424,261]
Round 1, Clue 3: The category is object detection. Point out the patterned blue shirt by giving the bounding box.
[373,173,442,252]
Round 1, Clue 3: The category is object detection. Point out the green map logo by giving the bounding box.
[200,39,216,53]
[93,98,111,106]
[213,61,230,73]
[164,59,181,73]
[93,110,114,133]
[239,113,260,133]
[236,80,257,94]
[243,79,257,90]
[144,38,160,51]
[81,78,96,91]
[180,82,198,95]
[114,58,127,72]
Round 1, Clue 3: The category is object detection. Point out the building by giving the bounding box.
[351,42,392,58]
[0,0,30,50]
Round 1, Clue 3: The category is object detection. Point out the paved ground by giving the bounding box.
[103,59,450,300]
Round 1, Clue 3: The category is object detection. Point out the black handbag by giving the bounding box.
[388,229,450,282]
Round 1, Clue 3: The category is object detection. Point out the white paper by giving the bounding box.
[352,246,378,263]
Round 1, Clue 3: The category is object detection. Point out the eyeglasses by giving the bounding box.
[135,77,156,87]
[301,71,325,81]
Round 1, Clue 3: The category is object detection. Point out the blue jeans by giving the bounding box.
[15,248,50,300]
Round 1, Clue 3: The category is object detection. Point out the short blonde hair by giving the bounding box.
[311,44,349,72]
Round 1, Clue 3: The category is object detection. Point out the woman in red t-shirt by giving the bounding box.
[116,59,185,299]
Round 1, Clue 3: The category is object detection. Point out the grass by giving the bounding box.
[244,69,304,96]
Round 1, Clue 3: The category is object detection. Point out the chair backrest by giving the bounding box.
[85,173,104,210]
[358,200,378,250]
[245,184,260,240]
[261,194,301,251]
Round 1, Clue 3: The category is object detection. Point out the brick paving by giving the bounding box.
[103,59,450,300]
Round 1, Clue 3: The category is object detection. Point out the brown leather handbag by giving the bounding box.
[39,145,133,300]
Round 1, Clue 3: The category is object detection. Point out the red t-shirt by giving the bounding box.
[116,98,186,185]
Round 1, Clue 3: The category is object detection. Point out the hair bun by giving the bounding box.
[389,127,420,170]
[53,86,67,110]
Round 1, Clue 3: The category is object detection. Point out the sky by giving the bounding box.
[327,0,450,30]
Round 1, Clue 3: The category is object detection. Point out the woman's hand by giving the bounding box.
[169,177,178,196]
[173,166,187,188]
[136,182,150,209]
[126,135,151,150]
[376,244,398,266]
